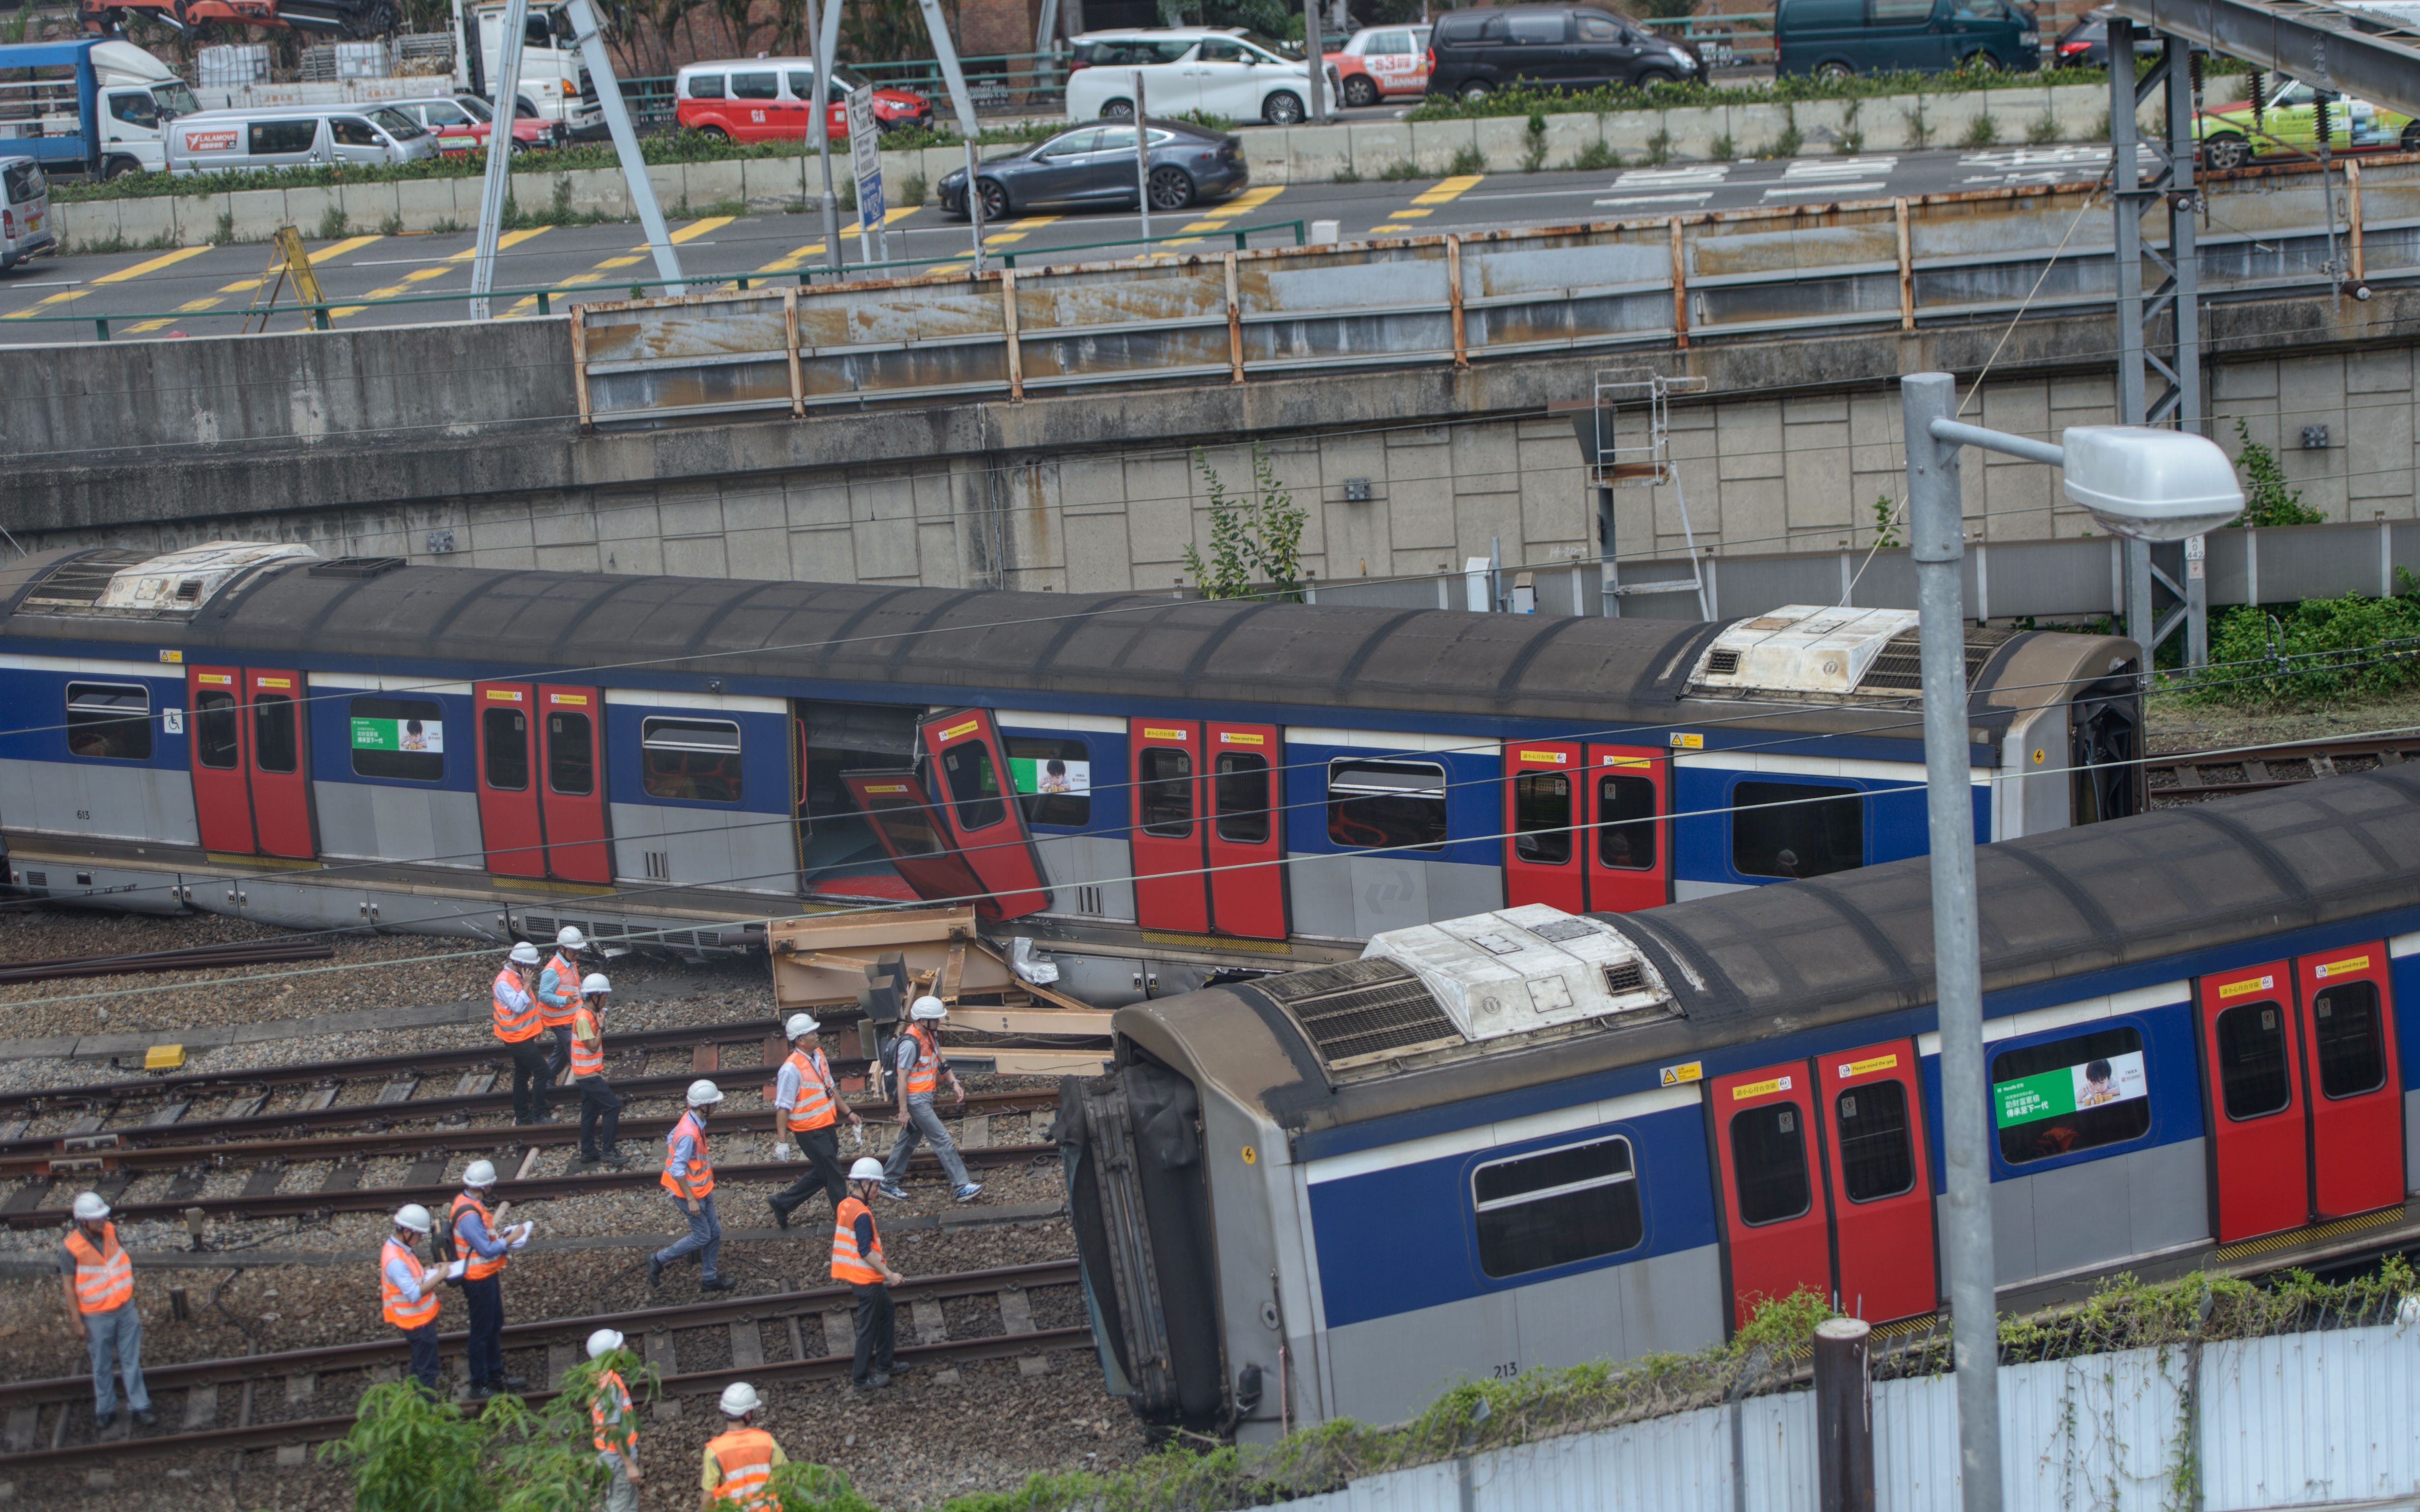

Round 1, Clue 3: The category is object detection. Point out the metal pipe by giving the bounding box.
[1814,1317,1874,1512]
[805,0,843,272]
[1134,71,1152,243]
[1900,370,2002,1512]
[467,0,529,320]
[564,0,685,295]
[1305,0,1328,126]
[1928,418,2060,466]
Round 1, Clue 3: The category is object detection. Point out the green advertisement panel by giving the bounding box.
[1008,756,1090,796]
[1993,1049,2146,1128]
[350,717,443,754]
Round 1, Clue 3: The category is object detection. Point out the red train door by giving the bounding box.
[1206,722,1285,939]
[917,709,1047,920]
[1711,1062,1831,1330]
[1129,718,1208,934]
[185,666,255,855]
[1584,746,1670,914]
[1503,741,1585,912]
[1814,1040,1937,1323]
[244,668,313,860]
[537,685,611,884]
[2197,960,2310,1242]
[841,771,990,909]
[2297,943,2404,1219]
[474,682,545,879]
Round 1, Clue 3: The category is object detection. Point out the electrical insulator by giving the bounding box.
[2316,90,2335,149]
[2249,69,2265,126]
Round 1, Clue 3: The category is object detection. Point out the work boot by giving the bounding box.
[769,1199,791,1231]
[132,1409,157,1429]
[93,1409,116,1431]
[700,1276,738,1293]
[497,1375,529,1392]
[467,1382,496,1401]
[647,1254,665,1288]
[854,1373,891,1390]
[601,1148,628,1169]
[577,1149,602,1166]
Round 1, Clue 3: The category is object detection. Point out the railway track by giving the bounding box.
[0,1259,1086,1470]
[2144,733,2420,803]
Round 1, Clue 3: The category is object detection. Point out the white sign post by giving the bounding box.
[847,84,885,265]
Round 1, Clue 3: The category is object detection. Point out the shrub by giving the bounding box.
[1566,140,1622,171]
[1449,143,1486,176]
[2231,417,2325,528]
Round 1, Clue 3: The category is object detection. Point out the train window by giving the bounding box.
[483,708,529,791]
[252,693,298,775]
[1214,751,1271,844]
[641,718,742,804]
[1834,1080,1915,1202]
[1007,736,1090,827]
[1731,781,1863,879]
[1991,1025,2152,1163]
[1471,1134,1642,1278]
[1729,1103,1812,1225]
[1512,772,1572,865]
[2215,1001,2293,1120]
[939,739,1007,831]
[1597,773,1657,870]
[2312,980,2388,1099]
[64,682,151,761]
[194,690,239,769]
[348,696,443,783]
[1327,759,1448,851]
[1138,747,1195,837]
[548,712,594,797]
[859,785,946,855]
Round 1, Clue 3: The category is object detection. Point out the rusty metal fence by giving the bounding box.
[570,158,2420,429]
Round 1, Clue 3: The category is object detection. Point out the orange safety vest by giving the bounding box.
[450,1192,507,1281]
[492,967,542,1044]
[569,1004,604,1079]
[381,1236,439,1330]
[590,1367,636,1456]
[903,1023,940,1098]
[830,1195,883,1286]
[538,951,580,1028]
[704,1425,778,1512]
[661,1110,714,1197]
[62,1222,131,1314]
[782,1046,837,1133]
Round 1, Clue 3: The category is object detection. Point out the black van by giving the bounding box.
[1425,4,1703,101]
[1775,0,2038,78]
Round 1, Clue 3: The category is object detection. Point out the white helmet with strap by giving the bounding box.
[910,995,947,1021]
[463,1159,497,1189]
[785,1012,819,1040]
[686,1079,724,1107]
[581,972,612,997]
[394,1204,434,1234]
[719,1381,761,1418]
[849,1157,887,1183]
[509,941,542,966]
[556,925,587,950]
[72,1191,110,1222]
[586,1328,625,1360]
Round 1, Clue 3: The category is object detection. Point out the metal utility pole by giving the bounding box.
[1814,1318,1875,1512]
[563,0,685,293]
[806,0,842,270]
[1900,369,2004,1512]
[468,0,529,320]
[1133,71,1152,242]
[1304,0,1327,125]
[917,0,988,271]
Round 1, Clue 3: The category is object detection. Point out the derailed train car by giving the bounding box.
[1060,769,2420,1437]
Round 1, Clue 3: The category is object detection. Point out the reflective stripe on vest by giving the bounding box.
[830,1195,882,1285]
[707,1426,778,1512]
[63,1223,131,1314]
[381,1237,439,1330]
[783,1047,836,1132]
[451,1192,506,1281]
[492,968,541,1043]
[661,1110,714,1196]
[904,1024,939,1098]
[590,1368,636,1455]
[569,1005,603,1079]
[539,951,579,1028]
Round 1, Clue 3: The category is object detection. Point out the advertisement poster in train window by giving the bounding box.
[1008,755,1089,796]
[349,717,444,754]
[1993,1050,2147,1127]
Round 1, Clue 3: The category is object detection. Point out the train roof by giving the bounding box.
[0,547,2133,730]
[1112,767,2420,1150]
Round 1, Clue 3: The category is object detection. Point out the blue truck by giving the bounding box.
[0,39,200,180]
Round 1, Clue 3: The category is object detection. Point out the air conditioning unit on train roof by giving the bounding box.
[51,541,322,617]
[1691,604,1922,698]
[1361,903,1677,1048]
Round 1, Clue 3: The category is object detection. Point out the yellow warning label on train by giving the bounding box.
[939,719,979,741]
[2219,975,2276,999]
[1732,1074,1792,1100]
[2315,955,2371,979]
[1841,1053,1899,1078]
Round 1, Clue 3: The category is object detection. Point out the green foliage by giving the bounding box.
[1567,141,1623,171]
[1449,144,1487,176]
[762,1461,885,1512]
[899,170,931,208]
[2231,418,2324,528]
[1182,446,1308,601]
[1766,121,1805,158]
[1870,495,1903,549]
[1403,66,2109,123]
[321,1353,660,1512]
[1710,132,1736,160]
[1521,113,1551,174]
[1377,159,1427,181]
[1634,0,1699,15]
[2027,111,2061,145]
[2188,586,2420,707]
[1644,129,1673,165]
[1903,99,1934,148]
[1960,112,1999,147]
[1332,164,1362,185]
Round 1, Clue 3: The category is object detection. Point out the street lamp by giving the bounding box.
[1899,372,2241,1512]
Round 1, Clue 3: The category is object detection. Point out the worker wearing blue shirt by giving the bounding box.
[450,1160,532,1398]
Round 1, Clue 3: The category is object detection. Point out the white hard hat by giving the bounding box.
[581,972,612,997]
[586,1328,625,1360]
[71,1191,110,1222]
[509,942,542,966]
[463,1159,497,1188]
[718,1381,761,1418]
[395,1203,433,1233]
[686,1079,724,1107]
[556,925,587,949]
[785,1012,820,1040]
[910,995,947,1021]
[849,1156,887,1183]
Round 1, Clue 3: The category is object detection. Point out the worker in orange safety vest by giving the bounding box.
[61,1190,151,1431]
[381,1203,450,1393]
[587,1327,644,1512]
[699,1380,788,1511]
[833,1156,910,1388]
[494,941,554,1125]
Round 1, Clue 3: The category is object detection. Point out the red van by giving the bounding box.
[675,59,932,142]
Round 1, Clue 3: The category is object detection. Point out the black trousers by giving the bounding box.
[461,1274,505,1385]
[543,1023,575,1086]
[851,1282,896,1384]
[769,1125,848,1219]
[577,1077,622,1157]
[505,1037,551,1122]
[402,1321,441,1392]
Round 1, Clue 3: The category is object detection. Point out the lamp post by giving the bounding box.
[1898,372,2242,1512]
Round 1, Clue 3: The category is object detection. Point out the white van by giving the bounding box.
[1065,27,1339,126]
[0,157,54,272]
[165,105,438,175]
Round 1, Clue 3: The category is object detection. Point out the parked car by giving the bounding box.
[1774,0,2038,77]
[1065,27,1339,126]
[385,94,564,156]
[2048,6,2163,66]
[2196,75,2420,170]
[675,59,932,143]
[0,157,54,273]
[1328,24,1432,106]
[1424,5,1702,101]
[164,106,439,174]
[938,117,1247,219]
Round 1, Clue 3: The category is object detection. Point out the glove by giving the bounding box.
[773,1142,792,1163]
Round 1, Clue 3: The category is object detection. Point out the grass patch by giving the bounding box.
[1566,140,1622,172]
[1449,143,1486,176]
[1376,159,1427,181]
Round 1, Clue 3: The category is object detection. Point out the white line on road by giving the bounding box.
[1761,182,1888,198]
[1594,191,1714,206]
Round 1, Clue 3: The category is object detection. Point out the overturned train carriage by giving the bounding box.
[1060,769,2420,1437]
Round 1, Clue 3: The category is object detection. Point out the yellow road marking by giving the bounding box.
[312,234,383,263]
[4,242,214,320]
[120,236,383,333]
[628,216,731,252]
[1182,185,1286,231]
[1386,207,1434,218]
[330,226,551,318]
[1412,174,1484,205]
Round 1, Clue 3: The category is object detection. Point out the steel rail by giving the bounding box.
[2143,732,2420,801]
[0,940,337,985]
